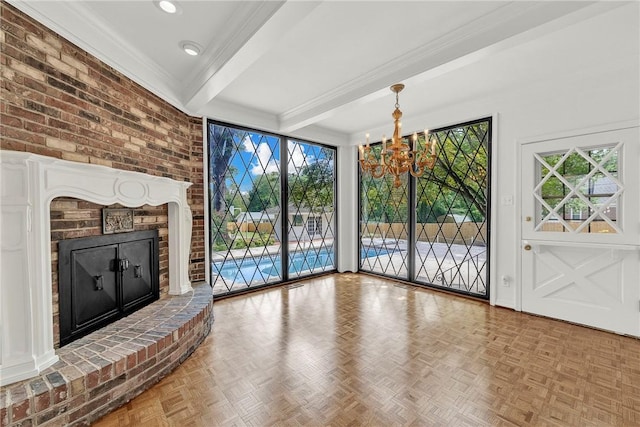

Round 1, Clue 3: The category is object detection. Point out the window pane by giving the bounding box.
[536,145,620,233]
[541,176,564,198]
[360,147,410,279]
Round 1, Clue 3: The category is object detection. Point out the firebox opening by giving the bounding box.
[50,197,169,348]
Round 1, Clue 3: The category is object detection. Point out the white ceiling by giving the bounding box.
[8,1,627,146]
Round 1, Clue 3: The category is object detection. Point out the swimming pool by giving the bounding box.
[212,247,335,283]
[212,246,388,284]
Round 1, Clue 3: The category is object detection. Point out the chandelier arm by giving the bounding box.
[408,165,426,178]
[408,170,425,179]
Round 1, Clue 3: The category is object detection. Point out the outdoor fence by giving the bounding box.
[228,222,274,234]
[539,221,616,233]
[361,220,615,246]
[362,222,487,246]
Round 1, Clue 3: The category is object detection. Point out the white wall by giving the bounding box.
[338,3,640,307]
[337,145,359,272]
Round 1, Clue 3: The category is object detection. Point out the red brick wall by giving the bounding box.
[188,117,205,283]
[0,3,206,345]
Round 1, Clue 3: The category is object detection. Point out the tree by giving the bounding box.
[209,124,238,214]
[360,122,490,225]
[431,125,487,217]
[209,124,249,251]
[224,171,248,216]
[416,123,489,221]
[246,172,280,212]
[289,149,334,212]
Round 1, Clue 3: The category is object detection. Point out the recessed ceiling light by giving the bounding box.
[181,41,201,56]
[154,0,181,15]
[159,1,176,13]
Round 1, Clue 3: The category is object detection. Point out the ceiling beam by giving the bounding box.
[184,1,321,114]
[200,98,350,146]
[278,1,596,134]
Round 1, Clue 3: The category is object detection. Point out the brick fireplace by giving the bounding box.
[0,150,194,386]
[0,4,210,422]
[0,151,215,426]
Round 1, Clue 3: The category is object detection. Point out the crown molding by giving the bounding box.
[201,98,349,146]
[7,0,186,112]
[278,1,596,133]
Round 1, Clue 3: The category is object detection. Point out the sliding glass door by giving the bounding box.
[207,121,336,296]
[414,121,490,296]
[359,118,491,299]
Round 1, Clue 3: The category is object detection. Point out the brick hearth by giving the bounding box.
[1,283,213,427]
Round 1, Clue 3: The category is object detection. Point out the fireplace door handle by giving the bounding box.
[118,258,130,272]
[134,264,142,278]
[94,275,104,291]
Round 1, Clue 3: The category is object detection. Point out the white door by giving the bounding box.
[520,125,640,336]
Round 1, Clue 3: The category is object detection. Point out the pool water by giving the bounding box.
[212,246,388,284]
[213,247,334,283]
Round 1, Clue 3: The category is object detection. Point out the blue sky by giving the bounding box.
[228,132,315,193]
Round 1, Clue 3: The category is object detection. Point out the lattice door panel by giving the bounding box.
[522,126,639,245]
[522,244,639,336]
[533,144,621,234]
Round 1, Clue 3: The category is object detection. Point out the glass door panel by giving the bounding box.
[286,141,336,278]
[414,122,490,297]
[360,144,410,280]
[208,123,282,295]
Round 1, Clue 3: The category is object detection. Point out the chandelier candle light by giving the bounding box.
[359,84,437,188]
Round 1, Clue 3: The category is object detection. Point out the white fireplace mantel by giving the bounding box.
[0,151,193,386]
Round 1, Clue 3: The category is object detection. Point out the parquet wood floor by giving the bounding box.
[93,273,640,426]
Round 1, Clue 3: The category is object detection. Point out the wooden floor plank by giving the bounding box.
[94,273,640,426]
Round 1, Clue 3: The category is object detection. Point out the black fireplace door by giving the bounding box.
[71,244,119,329]
[59,230,159,346]
[120,238,156,312]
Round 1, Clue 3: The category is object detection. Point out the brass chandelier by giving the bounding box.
[359,84,437,188]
